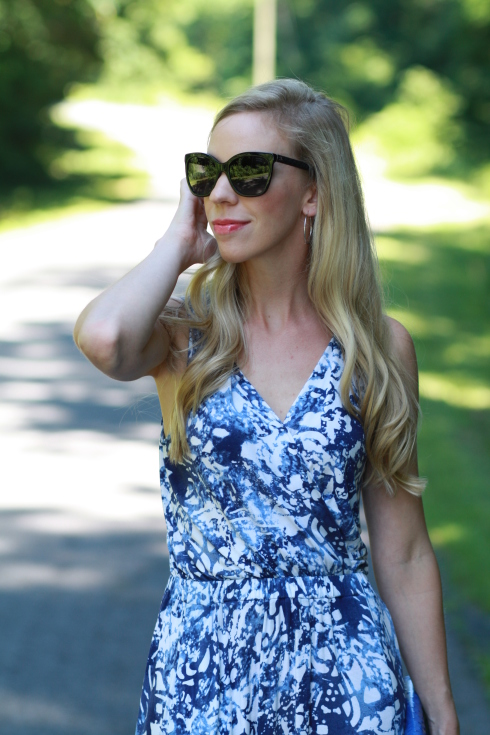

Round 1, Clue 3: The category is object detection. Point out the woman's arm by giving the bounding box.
[74,180,216,380]
[362,319,459,735]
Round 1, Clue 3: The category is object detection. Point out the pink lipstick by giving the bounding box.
[212,219,249,234]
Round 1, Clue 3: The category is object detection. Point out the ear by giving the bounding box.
[302,183,317,218]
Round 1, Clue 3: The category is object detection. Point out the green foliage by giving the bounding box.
[377,223,490,611]
[0,125,148,232]
[358,67,463,177]
[2,0,489,187]
[90,0,252,98]
[0,0,102,185]
[275,0,490,165]
[87,0,489,169]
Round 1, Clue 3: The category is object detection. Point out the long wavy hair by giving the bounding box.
[163,78,425,496]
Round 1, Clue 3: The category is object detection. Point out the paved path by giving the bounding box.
[1,100,489,734]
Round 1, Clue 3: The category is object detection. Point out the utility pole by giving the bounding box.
[253,0,277,85]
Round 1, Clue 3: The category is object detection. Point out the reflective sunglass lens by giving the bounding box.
[230,154,271,196]
[187,155,218,196]
[186,152,274,197]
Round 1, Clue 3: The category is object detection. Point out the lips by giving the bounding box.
[212,219,250,234]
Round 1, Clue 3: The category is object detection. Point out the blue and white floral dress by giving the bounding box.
[136,334,406,734]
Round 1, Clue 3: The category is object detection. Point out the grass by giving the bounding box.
[377,222,490,694]
[378,224,490,607]
[0,127,148,233]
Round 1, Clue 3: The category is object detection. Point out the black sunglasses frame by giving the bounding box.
[185,151,311,198]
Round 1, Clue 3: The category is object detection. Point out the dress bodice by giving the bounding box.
[159,336,368,581]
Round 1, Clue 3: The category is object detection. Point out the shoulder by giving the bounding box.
[384,315,418,385]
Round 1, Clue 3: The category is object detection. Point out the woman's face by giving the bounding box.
[204,111,316,265]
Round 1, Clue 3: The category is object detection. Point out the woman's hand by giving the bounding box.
[157,179,217,271]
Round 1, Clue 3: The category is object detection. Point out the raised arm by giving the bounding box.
[74,180,216,381]
[362,318,459,735]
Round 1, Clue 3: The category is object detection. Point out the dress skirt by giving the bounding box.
[136,572,406,735]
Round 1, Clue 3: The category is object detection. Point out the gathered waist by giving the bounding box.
[166,571,372,606]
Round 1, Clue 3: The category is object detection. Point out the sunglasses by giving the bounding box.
[185,151,311,198]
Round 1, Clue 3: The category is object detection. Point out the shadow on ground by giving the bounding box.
[0,306,168,734]
[0,320,160,438]
[0,509,169,735]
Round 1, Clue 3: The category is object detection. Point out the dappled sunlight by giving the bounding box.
[443,334,490,365]
[55,99,216,201]
[1,428,164,522]
[0,377,141,409]
[0,209,185,533]
[375,235,430,264]
[386,309,454,339]
[355,145,490,230]
[429,523,467,549]
[0,321,160,438]
[376,223,489,615]
[0,507,170,734]
[0,200,195,533]
[355,67,461,178]
[0,688,101,731]
[0,508,169,592]
[0,562,107,591]
[419,372,490,410]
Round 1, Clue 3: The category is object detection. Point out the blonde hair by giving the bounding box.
[164,78,425,496]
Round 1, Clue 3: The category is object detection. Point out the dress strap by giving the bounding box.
[187,327,203,363]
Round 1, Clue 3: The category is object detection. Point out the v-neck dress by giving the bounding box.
[135,335,406,735]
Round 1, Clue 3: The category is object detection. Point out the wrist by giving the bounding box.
[154,231,195,273]
[426,701,459,735]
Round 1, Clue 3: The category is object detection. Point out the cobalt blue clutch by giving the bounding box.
[404,676,427,734]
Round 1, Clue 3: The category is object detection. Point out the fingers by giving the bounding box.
[179,177,191,197]
[179,178,205,214]
[161,181,211,261]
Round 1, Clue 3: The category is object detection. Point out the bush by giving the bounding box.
[0,0,101,186]
[358,67,463,178]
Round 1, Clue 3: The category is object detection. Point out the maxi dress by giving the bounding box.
[136,335,406,735]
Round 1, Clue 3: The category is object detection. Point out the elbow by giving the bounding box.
[74,320,125,378]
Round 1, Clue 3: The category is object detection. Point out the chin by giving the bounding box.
[218,252,249,265]
[216,243,251,264]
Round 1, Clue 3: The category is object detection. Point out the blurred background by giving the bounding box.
[0,1,489,733]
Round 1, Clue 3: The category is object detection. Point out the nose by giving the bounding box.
[208,171,238,203]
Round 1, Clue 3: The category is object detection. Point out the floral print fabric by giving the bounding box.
[136,336,405,734]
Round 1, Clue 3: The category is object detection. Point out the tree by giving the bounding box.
[253,0,277,84]
[0,0,101,186]
[275,0,490,165]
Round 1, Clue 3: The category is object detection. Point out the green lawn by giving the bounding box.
[377,223,490,689]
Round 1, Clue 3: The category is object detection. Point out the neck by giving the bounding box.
[240,250,314,332]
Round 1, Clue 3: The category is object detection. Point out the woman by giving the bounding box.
[74,79,459,734]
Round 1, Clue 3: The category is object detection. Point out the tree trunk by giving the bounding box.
[253,0,277,85]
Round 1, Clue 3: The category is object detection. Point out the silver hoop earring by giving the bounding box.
[304,216,314,245]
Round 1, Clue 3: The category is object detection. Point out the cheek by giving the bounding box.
[261,188,303,229]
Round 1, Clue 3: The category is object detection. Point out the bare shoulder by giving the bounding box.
[384,315,418,381]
